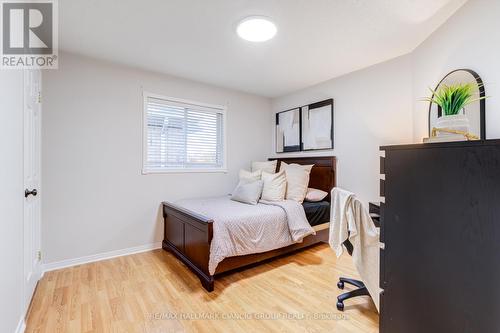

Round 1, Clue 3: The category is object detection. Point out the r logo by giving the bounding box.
[2,2,53,54]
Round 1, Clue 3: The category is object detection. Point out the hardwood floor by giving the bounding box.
[26,244,379,333]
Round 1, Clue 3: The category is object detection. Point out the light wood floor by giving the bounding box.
[26,244,378,333]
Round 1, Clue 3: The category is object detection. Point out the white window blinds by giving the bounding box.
[143,95,225,173]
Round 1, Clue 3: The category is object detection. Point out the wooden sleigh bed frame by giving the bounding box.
[162,156,337,291]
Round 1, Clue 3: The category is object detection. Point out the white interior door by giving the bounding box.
[23,69,42,310]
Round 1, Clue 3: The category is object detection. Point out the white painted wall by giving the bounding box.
[0,71,25,333]
[412,0,500,141]
[271,55,414,204]
[42,52,272,264]
[272,0,500,203]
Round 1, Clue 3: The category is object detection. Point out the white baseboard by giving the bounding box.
[15,317,26,333]
[42,242,162,273]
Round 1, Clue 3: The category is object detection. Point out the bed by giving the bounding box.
[161,156,336,291]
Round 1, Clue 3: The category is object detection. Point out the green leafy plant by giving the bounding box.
[422,82,487,116]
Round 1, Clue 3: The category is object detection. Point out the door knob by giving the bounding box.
[25,189,38,198]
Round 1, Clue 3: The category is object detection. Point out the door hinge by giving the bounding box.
[38,92,41,104]
[36,250,42,261]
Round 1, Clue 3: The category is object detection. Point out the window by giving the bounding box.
[143,93,226,173]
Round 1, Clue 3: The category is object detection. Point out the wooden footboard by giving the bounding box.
[162,202,215,291]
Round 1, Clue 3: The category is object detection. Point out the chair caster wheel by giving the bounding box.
[337,281,344,289]
[337,301,344,311]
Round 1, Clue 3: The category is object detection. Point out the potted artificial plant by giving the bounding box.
[423,82,487,137]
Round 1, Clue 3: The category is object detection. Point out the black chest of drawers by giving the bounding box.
[379,140,500,333]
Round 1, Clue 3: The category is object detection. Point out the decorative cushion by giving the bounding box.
[261,170,286,201]
[239,169,262,182]
[231,180,264,205]
[280,162,314,203]
[305,188,328,202]
[251,160,277,174]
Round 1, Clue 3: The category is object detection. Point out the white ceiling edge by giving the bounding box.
[57,49,272,103]
[272,0,469,100]
[58,0,469,99]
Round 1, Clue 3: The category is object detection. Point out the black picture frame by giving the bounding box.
[275,99,334,153]
[301,99,334,151]
[275,107,301,153]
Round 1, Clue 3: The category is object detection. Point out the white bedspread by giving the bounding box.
[175,196,315,275]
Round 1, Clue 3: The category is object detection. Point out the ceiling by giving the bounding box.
[59,0,467,97]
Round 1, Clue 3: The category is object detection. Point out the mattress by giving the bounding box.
[302,201,330,226]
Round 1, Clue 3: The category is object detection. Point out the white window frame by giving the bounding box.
[142,91,227,174]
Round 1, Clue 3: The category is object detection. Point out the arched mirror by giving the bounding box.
[428,69,486,140]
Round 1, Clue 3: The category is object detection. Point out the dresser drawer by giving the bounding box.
[379,202,385,243]
[380,156,385,174]
[380,248,386,289]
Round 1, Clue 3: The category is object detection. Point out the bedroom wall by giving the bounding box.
[412,0,500,141]
[271,55,414,204]
[42,52,271,264]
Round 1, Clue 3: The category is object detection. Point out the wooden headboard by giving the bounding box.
[269,156,337,201]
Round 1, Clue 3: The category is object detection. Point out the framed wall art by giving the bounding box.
[301,99,334,151]
[275,99,334,153]
[275,108,301,153]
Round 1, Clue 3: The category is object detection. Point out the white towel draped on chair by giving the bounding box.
[329,187,381,311]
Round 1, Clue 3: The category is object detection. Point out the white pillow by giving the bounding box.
[261,170,286,201]
[231,180,263,205]
[239,169,262,182]
[251,160,277,174]
[280,162,314,203]
[305,188,328,202]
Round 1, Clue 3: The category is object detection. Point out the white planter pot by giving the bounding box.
[435,114,470,136]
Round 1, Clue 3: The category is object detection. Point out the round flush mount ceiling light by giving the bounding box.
[236,16,277,42]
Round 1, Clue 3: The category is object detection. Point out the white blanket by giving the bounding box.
[328,188,381,311]
[175,196,315,275]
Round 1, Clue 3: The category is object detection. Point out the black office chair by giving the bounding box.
[336,203,380,311]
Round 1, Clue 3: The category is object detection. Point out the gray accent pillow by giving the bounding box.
[231,180,264,205]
